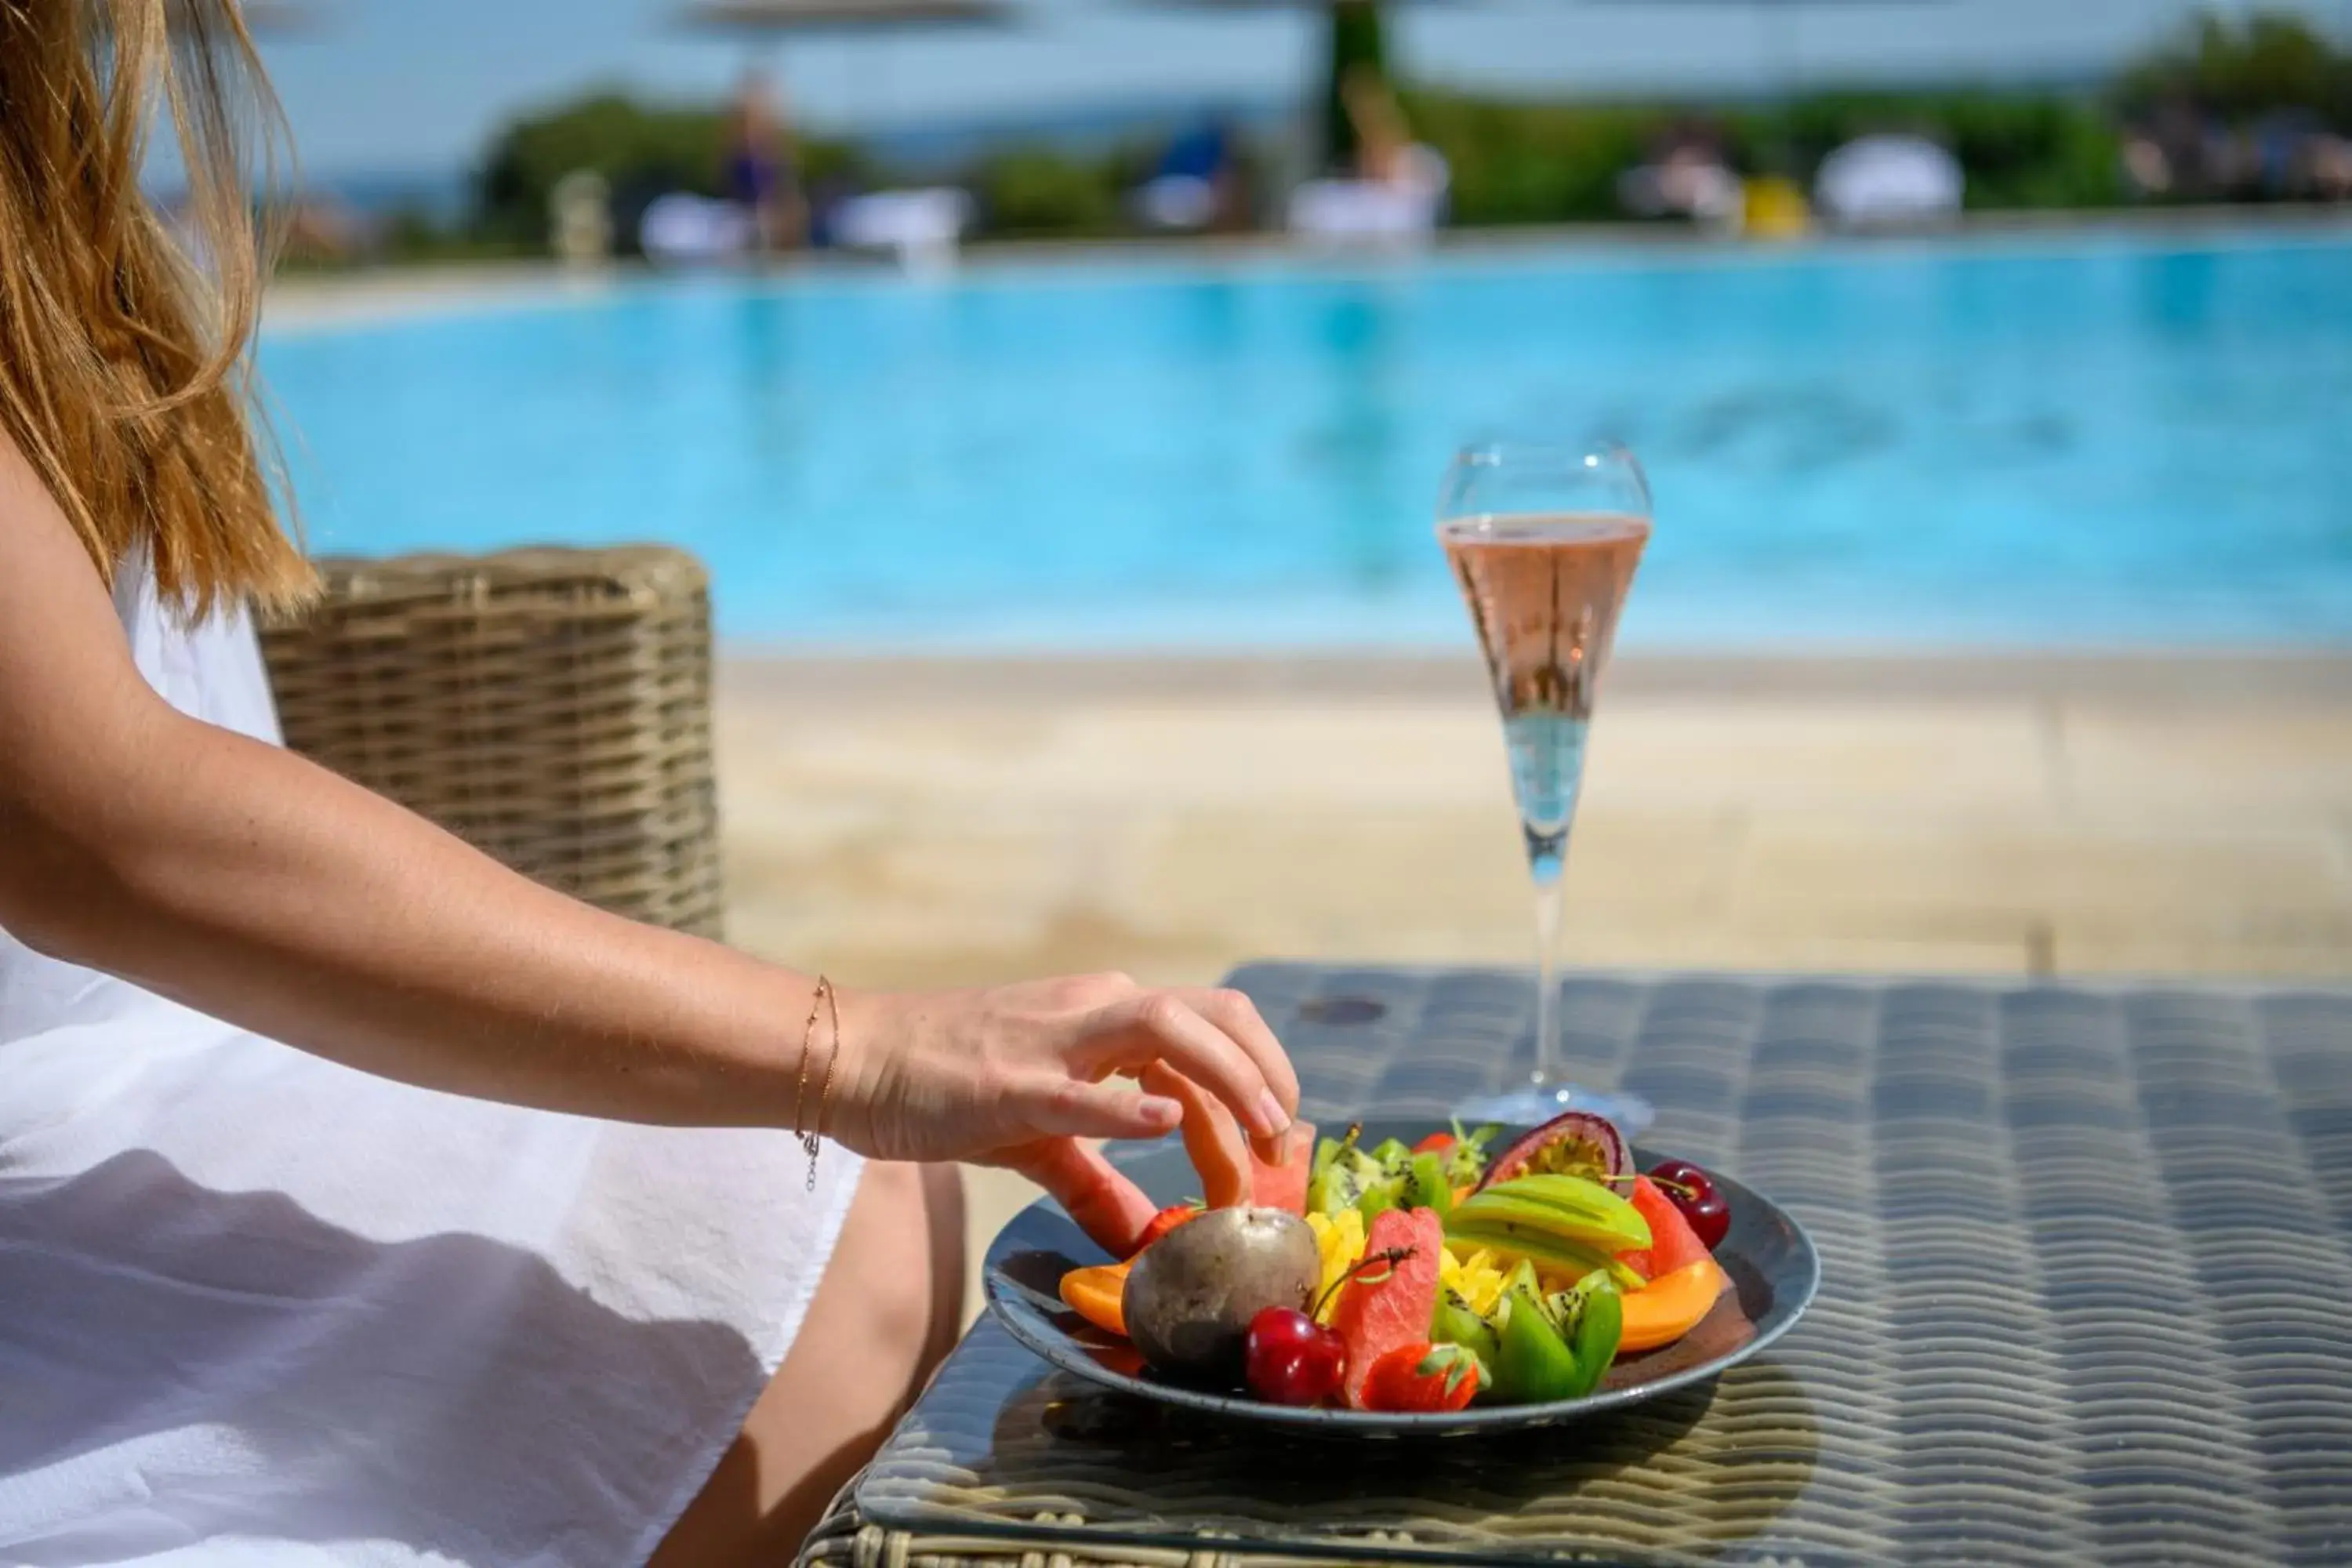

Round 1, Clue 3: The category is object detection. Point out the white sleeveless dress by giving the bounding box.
[0,563,864,1566]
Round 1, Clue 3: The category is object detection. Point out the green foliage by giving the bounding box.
[1936,95,2126,210]
[1321,0,1387,174]
[972,147,1122,239]
[472,89,862,252]
[475,92,725,249]
[2117,10,2352,128]
[1403,88,2125,226]
[1401,94,1662,223]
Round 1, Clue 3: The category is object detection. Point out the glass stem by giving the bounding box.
[1530,861,1563,1088]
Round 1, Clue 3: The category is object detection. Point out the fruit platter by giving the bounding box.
[982,1111,1819,1433]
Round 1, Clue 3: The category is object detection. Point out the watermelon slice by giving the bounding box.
[1618,1175,1710,1283]
[1247,1120,1316,1215]
[1329,1205,1445,1409]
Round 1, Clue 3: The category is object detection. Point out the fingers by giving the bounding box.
[990,1137,1160,1257]
[1174,987,1301,1131]
[1012,1074,1183,1142]
[1076,991,1294,1148]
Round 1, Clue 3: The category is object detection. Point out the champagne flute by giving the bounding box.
[1439,441,1655,1134]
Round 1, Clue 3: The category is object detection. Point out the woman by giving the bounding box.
[0,5,1298,1565]
[727,70,805,256]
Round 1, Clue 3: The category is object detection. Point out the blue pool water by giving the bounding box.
[262,229,2352,649]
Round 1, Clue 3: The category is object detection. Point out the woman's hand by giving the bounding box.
[829,974,1301,1254]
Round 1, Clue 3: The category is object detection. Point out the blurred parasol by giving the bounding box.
[158,1,325,32]
[237,1,318,29]
[674,0,1019,133]
[675,0,1016,38]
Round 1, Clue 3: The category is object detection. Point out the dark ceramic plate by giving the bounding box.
[982,1119,1820,1436]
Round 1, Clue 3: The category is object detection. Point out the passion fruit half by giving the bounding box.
[1475,1110,1631,1192]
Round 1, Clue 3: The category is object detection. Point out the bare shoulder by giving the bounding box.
[0,420,162,778]
[0,416,131,626]
[0,419,105,581]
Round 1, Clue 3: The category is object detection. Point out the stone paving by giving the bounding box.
[717,652,2352,989]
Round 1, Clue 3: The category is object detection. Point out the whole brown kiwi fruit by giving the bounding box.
[1120,1206,1319,1384]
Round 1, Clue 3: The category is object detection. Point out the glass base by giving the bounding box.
[1452,1080,1656,1138]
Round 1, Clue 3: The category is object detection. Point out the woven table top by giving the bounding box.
[804,963,2352,1568]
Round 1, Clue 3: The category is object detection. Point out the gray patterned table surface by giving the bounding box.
[802,963,2352,1567]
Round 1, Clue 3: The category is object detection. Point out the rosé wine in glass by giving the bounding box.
[1439,447,1654,1132]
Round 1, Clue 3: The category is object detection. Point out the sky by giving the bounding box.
[251,0,2352,178]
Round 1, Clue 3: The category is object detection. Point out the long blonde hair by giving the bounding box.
[0,0,314,619]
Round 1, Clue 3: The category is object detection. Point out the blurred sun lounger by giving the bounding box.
[1287,145,1449,251]
[1813,135,1964,232]
[640,193,753,267]
[829,188,971,275]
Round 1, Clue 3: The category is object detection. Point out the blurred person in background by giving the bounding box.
[1617,118,1743,231]
[1135,116,1245,233]
[728,67,806,254]
[1341,64,1410,186]
[1288,67,1448,245]
[0,5,1300,1566]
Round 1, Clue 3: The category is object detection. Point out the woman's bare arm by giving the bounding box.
[0,436,1298,1192]
[0,440,828,1127]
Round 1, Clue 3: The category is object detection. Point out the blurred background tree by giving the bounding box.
[1401,95,1659,224]
[973,147,1124,238]
[2116,11,2352,128]
[477,93,724,250]
[1319,0,1388,174]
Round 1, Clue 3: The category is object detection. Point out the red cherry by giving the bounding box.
[1244,1305,1346,1406]
[1647,1159,1731,1252]
[1681,1189,1731,1250]
[1646,1158,1716,1203]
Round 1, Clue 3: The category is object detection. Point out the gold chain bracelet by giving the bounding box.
[790,978,825,1154]
[807,978,843,1192]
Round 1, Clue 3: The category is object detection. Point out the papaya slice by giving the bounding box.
[1616,1257,1729,1356]
[1058,1261,1132,1338]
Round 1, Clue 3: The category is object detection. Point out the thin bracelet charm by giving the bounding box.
[803,976,841,1191]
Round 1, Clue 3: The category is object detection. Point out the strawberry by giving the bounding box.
[1360,1341,1483,1413]
[1131,1203,1200,1255]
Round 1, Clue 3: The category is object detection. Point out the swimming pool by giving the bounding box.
[262,227,2352,650]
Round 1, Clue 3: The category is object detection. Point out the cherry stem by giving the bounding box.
[1605,1170,1707,1203]
[1312,1245,1414,1319]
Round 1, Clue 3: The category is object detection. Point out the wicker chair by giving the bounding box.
[257,546,725,939]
